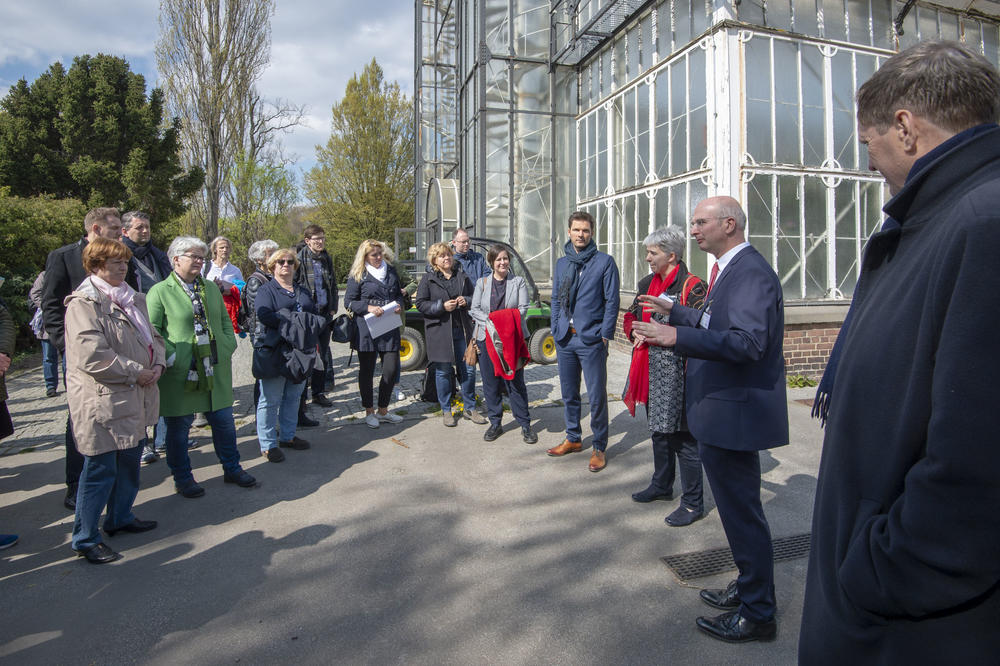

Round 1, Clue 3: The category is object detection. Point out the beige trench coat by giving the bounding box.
[64,278,166,456]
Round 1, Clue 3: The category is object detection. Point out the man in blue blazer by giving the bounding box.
[547,211,620,472]
[634,196,787,643]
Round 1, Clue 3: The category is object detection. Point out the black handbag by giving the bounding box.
[330,312,356,344]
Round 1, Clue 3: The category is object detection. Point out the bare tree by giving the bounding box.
[156,0,301,238]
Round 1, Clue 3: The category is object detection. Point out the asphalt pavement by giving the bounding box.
[0,335,824,665]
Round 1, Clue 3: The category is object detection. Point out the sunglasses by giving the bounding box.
[275,259,295,266]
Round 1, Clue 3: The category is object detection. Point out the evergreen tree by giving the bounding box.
[0,54,203,219]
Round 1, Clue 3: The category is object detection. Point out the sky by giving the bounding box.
[0,0,415,197]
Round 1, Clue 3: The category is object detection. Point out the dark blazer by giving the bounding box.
[415,268,473,363]
[550,250,620,345]
[344,265,406,352]
[800,127,1000,663]
[295,247,338,316]
[41,238,137,351]
[669,245,788,451]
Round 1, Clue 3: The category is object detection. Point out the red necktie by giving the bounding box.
[707,262,719,294]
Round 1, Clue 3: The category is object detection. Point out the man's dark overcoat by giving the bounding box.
[799,127,1000,662]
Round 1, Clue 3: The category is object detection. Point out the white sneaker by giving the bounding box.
[378,412,403,423]
[365,413,380,429]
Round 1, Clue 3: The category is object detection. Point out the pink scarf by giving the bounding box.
[89,275,154,348]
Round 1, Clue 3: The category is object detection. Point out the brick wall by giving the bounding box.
[610,310,839,380]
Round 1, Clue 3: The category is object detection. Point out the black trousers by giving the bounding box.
[650,430,703,512]
[65,416,84,486]
[358,350,400,409]
[310,324,333,396]
[477,340,530,429]
[698,443,776,623]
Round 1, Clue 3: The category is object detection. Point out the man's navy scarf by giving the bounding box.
[556,239,598,317]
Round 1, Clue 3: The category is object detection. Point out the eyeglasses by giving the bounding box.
[180,254,205,262]
[690,216,728,228]
[275,259,295,266]
[307,236,326,242]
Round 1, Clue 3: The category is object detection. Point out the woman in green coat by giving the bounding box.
[146,237,256,498]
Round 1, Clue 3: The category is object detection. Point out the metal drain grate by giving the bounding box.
[661,533,812,581]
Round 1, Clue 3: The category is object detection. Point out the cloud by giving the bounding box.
[0,0,415,180]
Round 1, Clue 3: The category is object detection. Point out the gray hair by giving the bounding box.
[121,211,150,231]
[248,239,279,265]
[717,201,747,231]
[858,40,1000,132]
[643,226,687,261]
[166,236,209,262]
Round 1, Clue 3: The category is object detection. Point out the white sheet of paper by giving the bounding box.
[364,301,402,338]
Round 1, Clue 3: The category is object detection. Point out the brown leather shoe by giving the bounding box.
[546,439,583,456]
[588,450,607,472]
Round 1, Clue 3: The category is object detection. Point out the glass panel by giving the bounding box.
[621,196,637,287]
[627,28,640,80]
[512,61,547,113]
[746,37,773,163]
[614,35,627,89]
[823,0,847,40]
[740,0,766,27]
[637,82,651,180]
[832,51,855,169]
[984,23,999,65]
[847,0,870,45]
[689,49,707,167]
[655,67,671,176]
[655,186,671,229]
[640,13,654,72]
[871,0,893,49]
[803,176,827,298]
[917,6,939,41]
[673,0,692,49]
[554,66,575,115]
[486,60,511,107]
[671,58,688,174]
[512,0,548,58]
[963,18,983,54]
[834,180,858,297]
[768,0,792,31]
[795,0,818,37]
[802,45,824,167]
[747,173,775,264]
[692,0,708,36]
[484,0,510,55]
[597,107,608,195]
[777,175,802,299]
[658,3,673,55]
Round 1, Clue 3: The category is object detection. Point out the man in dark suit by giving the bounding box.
[633,196,787,643]
[42,207,135,509]
[801,42,1000,662]
[547,211,620,472]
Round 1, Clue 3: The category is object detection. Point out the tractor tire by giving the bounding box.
[400,326,427,371]
[528,326,557,364]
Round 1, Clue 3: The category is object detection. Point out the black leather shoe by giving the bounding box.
[224,469,258,487]
[631,485,673,503]
[103,519,157,537]
[76,542,121,564]
[64,483,78,510]
[522,427,538,444]
[279,436,311,450]
[264,448,285,463]
[695,610,776,643]
[700,580,741,610]
[666,506,704,527]
[483,424,503,442]
[297,412,319,428]
[175,481,206,498]
[312,393,333,407]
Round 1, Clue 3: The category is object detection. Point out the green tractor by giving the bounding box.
[397,238,555,371]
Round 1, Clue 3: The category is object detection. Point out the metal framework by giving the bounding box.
[415,0,1000,297]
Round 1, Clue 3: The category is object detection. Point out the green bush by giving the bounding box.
[0,188,87,349]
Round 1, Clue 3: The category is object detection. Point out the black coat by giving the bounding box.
[41,237,137,351]
[344,265,405,352]
[295,246,338,316]
[799,127,1000,662]
[415,268,473,364]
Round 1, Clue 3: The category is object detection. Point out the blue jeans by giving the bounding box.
[71,446,142,551]
[433,327,476,411]
[41,339,59,391]
[164,407,242,487]
[477,339,530,428]
[257,376,306,451]
[556,334,609,451]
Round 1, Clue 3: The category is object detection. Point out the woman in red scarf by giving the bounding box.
[623,227,707,527]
